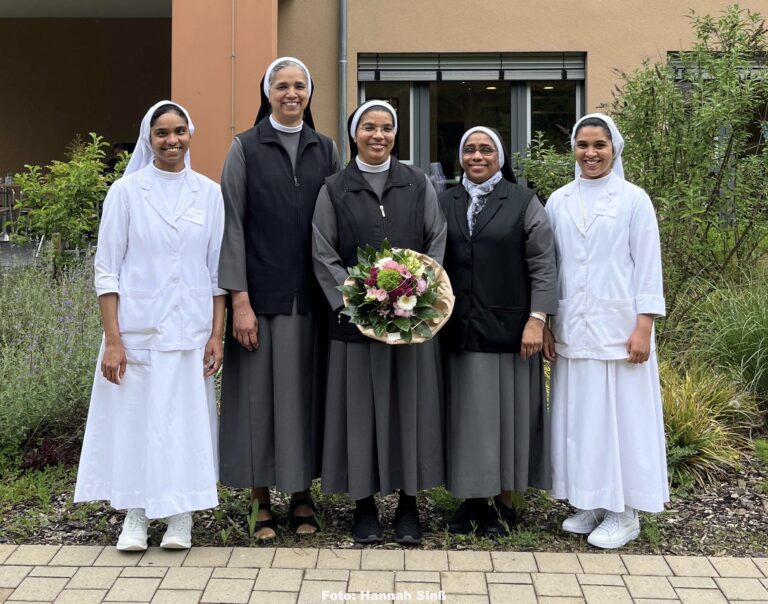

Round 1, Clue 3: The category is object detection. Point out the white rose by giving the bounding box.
[374,256,394,269]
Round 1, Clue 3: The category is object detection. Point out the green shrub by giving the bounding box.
[0,247,101,458]
[660,359,760,487]
[13,133,125,248]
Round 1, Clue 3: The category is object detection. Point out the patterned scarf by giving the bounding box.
[462,171,503,235]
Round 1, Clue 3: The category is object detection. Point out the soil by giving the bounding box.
[2,452,767,555]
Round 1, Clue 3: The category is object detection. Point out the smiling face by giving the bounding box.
[268,65,309,127]
[574,125,614,179]
[355,110,396,165]
[150,111,190,173]
[462,132,500,184]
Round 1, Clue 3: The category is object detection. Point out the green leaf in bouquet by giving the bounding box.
[338,284,360,297]
[373,322,387,338]
[338,307,356,318]
[418,290,438,306]
[393,316,411,331]
[381,238,392,252]
[348,266,366,279]
[416,307,441,320]
[413,321,433,339]
[399,328,412,344]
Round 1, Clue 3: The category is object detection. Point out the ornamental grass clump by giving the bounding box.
[689,274,768,411]
[0,247,101,460]
[660,359,760,487]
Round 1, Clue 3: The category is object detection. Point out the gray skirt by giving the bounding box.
[446,351,551,499]
[218,303,323,492]
[321,339,445,500]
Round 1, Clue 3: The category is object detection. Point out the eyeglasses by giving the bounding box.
[462,145,497,157]
[359,124,395,134]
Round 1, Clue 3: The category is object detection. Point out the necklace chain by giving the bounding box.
[577,180,588,228]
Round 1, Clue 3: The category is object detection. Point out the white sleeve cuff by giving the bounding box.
[635,294,665,317]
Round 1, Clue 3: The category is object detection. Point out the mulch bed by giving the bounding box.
[2,452,766,556]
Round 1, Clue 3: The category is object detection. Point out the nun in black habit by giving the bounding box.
[218,57,340,540]
[311,100,447,545]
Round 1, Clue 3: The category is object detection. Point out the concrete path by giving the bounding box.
[1,545,767,603]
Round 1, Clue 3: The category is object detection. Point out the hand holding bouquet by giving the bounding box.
[338,239,454,344]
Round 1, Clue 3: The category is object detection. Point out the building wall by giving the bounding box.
[275,0,767,160]
[0,18,170,176]
[172,0,278,180]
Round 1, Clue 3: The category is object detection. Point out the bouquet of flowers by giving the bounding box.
[338,239,454,344]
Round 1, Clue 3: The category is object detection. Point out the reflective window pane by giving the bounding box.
[530,81,577,152]
[361,81,411,161]
[430,81,511,186]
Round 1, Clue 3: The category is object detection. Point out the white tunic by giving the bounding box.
[75,164,225,519]
[545,172,669,513]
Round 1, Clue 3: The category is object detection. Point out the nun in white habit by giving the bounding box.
[543,113,668,549]
[74,100,226,551]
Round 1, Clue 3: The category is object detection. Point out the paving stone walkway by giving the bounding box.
[1,545,767,603]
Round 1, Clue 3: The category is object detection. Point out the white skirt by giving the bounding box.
[550,352,669,513]
[74,340,219,519]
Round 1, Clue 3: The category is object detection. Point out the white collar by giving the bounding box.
[269,115,303,134]
[355,156,391,173]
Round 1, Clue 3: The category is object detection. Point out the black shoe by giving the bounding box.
[447,498,489,534]
[352,497,384,544]
[394,494,423,545]
[485,499,518,537]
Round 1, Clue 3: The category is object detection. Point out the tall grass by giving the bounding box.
[0,248,101,459]
[660,359,760,487]
[686,273,768,422]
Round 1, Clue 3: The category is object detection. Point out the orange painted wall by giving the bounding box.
[0,19,170,176]
[171,0,278,181]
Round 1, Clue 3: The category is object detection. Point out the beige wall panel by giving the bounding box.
[281,0,766,145]
[0,18,169,175]
[278,0,339,144]
[172,0,277,181]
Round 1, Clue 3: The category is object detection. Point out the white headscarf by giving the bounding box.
[262,56,312,98]
[349,100,398,140]
[458,126,505,171]
[571,112,624,179]
[124,100,194,176]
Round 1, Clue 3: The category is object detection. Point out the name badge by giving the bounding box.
[181,207,205,225]
[593,196,618,218]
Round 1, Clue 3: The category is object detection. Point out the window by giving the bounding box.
[359,53,585,177]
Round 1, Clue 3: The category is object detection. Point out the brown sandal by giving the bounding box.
[289,498,320,535]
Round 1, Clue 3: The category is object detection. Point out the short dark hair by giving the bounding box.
[574,116,611,139]
[149,103,187,128]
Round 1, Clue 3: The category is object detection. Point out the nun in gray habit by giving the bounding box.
[312,100,447,545]
[217,57,340,540]
[439,126,556,536]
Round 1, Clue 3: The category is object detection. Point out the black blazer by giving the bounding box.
[439,179,535,353]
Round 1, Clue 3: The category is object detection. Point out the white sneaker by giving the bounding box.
[561,508,606,535]
[160,512,193,549]
[587,510,640,549]
[116,508,149,551]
